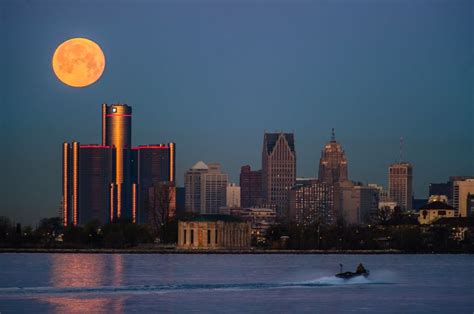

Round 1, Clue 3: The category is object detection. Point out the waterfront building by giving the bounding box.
[453,179,474,217]
[177,215,251,249]
[418,199,458,225]
[388,162,413,210]
[226,183,241,208]
[289,179,335,225]
[262,132,296,217]
[318,129,348,184]
[239,165,263,208]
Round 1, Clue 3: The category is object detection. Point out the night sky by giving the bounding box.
[1,0,472,225]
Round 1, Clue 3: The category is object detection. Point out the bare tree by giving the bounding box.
[146,182,175,242]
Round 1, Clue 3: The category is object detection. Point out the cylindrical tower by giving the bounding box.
[62,142,70,226]
[105,104,132,219]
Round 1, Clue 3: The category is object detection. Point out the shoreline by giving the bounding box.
[0,248,471,254]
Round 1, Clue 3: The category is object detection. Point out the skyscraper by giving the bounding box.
[62,104,176,226]
[103,104,132,219]
[262,132,296,217]
[239,165,262,208]
[185,161,209,213]
[318,129,348,184]
[62,143,115,225]
[184,162,228,214]
[201,163,228,214]
[131,143,176,224]
[388,162,413,210]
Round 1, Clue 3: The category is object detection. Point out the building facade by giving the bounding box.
[289,179,335,225]
[131,144,175,224]
[262,133,296,217]
[343,185,379,225]
[418,200,458,225]
[177,215,251,249]
[388,162,413,211]
[318,129,348,185]
[184,161,209,213]
[200,163,228,214]
[226,183,241,208]
[453,179,474,217]
[239,165,263,208]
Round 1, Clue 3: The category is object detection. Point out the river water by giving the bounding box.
[0,253,472,313]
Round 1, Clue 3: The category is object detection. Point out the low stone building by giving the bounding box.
[177,214,251,249]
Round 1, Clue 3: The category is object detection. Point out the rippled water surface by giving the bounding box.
[0,253,472,313]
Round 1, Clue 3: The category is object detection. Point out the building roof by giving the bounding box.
[265,133,295,153]
[180,214,244,222]
[419,201,456,211]
[191,161,208,170]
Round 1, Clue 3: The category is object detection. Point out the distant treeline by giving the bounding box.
[1,213,473,253]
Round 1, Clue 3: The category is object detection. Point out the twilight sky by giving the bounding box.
[1,0,473,225]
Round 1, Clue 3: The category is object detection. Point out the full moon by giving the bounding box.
[52,38,105,87]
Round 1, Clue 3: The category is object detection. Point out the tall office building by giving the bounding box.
[343,185,379,225]
[453,179,474,217]
[184,162,228,214]
[62,143,115,225]
[201,163,228,214]
[262,132,296,217]
[239,165,263,208]
[184,161,209,213]
[289,179,334,225]
[62,104,176,226]
[388,162,413,211]
[318,129,348,184]
[131,143,176,224]
[102,104,132,219]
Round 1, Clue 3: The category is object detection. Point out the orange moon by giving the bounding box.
[52,38,105,87]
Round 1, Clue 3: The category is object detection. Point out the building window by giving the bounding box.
[191,230,194,244]
[208,230,211,244]
[215,229,218,244]
[184,229,187,244]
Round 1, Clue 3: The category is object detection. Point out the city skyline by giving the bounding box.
[2,1,473,225]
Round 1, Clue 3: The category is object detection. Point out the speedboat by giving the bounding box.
[335,270,370,280]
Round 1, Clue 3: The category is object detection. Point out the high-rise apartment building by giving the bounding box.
[318,129,348,184]
[239,165,262,208]
[62,104,175,226]
[388,162,413,211]
[262,132,296,217]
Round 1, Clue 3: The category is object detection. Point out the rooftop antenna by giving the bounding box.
[331,128,335,141]
[399,136,404,163]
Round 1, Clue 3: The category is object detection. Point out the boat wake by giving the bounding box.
[0,276,392,297]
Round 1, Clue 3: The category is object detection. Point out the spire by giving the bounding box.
[331,128,335,141]
[399,136,404,163]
